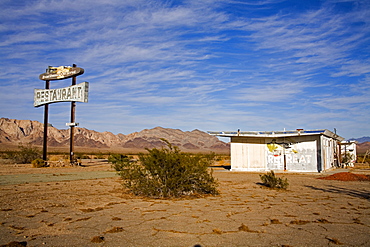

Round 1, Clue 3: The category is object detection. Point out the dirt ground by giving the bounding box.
[0,161,369,247]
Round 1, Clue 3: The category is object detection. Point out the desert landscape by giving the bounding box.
[1,1,370,246]
[0,160,369,247]
[0,118,230,154]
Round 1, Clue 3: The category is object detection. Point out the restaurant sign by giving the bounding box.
[34,81,89,107]
[39,66,84,81]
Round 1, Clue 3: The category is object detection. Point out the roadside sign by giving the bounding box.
[39,66,84,81]
[34,81,89,107]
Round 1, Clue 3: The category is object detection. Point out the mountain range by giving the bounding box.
[1,117,369,154]
[347,137,370,154]
[0,118,229,153]
[349,136,370,143]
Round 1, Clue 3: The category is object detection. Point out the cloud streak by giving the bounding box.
[0,0,369,139]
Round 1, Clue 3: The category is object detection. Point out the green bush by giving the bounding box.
[108,154,129,165]
[112,140,219,198]
[95,152,105,159]
[75,153,90,159]
[31,158,46,168]
[260,171,289,190]
[9,144,42,164]
[109,154,134,172]
[357,153,370,165]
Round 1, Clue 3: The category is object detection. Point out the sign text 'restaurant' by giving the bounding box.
[34,82,89,107]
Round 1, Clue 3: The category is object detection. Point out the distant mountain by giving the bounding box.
[0,118,229,153]
[347,137,370,154]
[348,136,370,143]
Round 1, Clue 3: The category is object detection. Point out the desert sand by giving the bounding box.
[0,161,369,247]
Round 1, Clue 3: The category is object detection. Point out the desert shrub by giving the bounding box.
[260,171,289,190]
[109,154,133,171]
[9,144,42,164]
[341,152,354,166]
[49,155,60,161]
[0,151,9,159]
[108,154,130,166]
[75,153,90,159]
[112,140,219,198]
[31,158,47,168]
[358,153,370,165]
[108,153,128,163]
[95,152,105,159]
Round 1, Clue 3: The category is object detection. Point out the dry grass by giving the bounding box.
[104,227,124,233]
[90,236,104,243]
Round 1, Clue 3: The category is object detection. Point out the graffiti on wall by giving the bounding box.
[266,139,316,171]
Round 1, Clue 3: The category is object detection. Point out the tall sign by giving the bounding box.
[35,64,88,165]
[34,82,89,107]
[39,66,84,81]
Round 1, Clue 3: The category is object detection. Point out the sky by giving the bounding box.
[0,0,369,140]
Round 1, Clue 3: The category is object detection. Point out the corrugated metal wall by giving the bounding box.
[230,135,338,172]
[231,137,266,171]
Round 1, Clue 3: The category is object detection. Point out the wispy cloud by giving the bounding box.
[241,3,370,77]
[0,0,369,138]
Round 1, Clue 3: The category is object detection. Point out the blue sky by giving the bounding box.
[1,0,369,140]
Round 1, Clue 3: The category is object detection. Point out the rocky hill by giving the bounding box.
[348,136,370,143]
[346,137,370,154]
[357,142,370,154]
[0,118,229,153]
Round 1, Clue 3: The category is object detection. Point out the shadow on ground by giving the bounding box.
[305,185,370,200]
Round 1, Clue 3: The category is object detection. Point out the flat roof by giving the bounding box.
[208,129,345,141]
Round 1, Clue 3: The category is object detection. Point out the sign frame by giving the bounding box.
[39,66,84,81]
[36,64,87,166]
[34,81,89,107]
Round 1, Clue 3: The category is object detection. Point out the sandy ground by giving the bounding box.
[0,161,369,247]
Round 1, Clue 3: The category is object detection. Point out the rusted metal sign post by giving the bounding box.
[70,65,77,164]
[43,80,50,163]
[35,65,88,165]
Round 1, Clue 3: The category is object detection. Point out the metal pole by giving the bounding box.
[283,152,287,171]
[43,80,50,164]
[70,64,77,165]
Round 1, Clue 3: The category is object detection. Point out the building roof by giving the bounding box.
[208,129,345,141]
[341,140,358,144]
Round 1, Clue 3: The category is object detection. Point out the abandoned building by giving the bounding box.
[340,140,358,166]
[209,129,346,173]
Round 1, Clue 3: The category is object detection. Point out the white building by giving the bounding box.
[340,140,357,166]
[209,129,345,173]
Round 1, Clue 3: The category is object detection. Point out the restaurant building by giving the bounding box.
[208,129,345,172]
